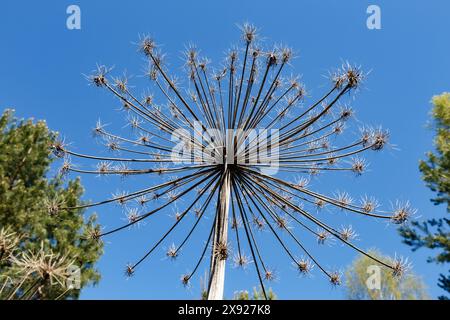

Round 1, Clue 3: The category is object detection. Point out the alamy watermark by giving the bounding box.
[171,121,280,175]
[367,5,381,30]
[66,265,81,290]
[366,264,382,290]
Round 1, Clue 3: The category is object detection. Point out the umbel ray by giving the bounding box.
[51,24,414,300]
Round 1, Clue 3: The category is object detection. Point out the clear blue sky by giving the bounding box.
[1,0,449,299]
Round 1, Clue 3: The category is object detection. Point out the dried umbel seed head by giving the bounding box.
[59,158,71,177]
[87,227,102,243]
[59,24,414,296]
[231,217,241,229]
[166,244,178,260]
[339,106,354,121]
[139,36,156,57]
[185,47,198,66]
[361,196,379,213]
[371,129,389,151]
[0,227,19,261]
[267,50,279,67]
[280,47,293,63]
[125,208,141,224]
[333,123,344,135]
[214,241,230,260]
[12,243,75,287]
[336,192,353,208]
[360,127,372,146]
[125,264,135,277]
[315,199,326,209]
[329,272,341,286]
[351,157,367,176]
[295,258,314,275]
[106,138,120,152]
[44,197,63,216]
[317,230,330,245]
[339,225,357,241]
[88,65,110,87]
[253,217,265,230]
[181,274,190,287]
[342,63,364,89]
[391,202,415,225]
[295,177,309,189]
[241,23,257,43]
[51,139,66,158]
[97,161,112,175]
[264,269,276,281]
[92,119,106,137]
[233,254,251,268]
[276,215,290,230]
[113,191,128,206]
[114,76,128,93]
[392,256,411,278]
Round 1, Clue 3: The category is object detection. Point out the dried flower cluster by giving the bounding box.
[1,231,75,300]
[52,24,414,299]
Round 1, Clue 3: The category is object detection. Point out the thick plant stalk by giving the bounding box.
[207,170,231,300]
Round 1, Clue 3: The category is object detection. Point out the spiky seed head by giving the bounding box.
[0,227,19,261]
[371,129,389,151]
[276,215,289,230]
[241,23,257,43]
[233,254,251,268]
[351,157,366,176]
[59,158,71,177]
[166,244,178,260]
[89,65,109,87]
[336,192,353,208]
[231,217,241,229]
[51,139,66,158]
[181,274,190,287]
[391,202,415,224]
[361,196,378,213]
[317,230,330,245]
[296,177,309,189]
[315,199,326,209]
[264,269,276,281]
[44,197,62,216]
[339,225,357,241]
[295,258,314,275]
[139,36,156,57]
[267,50,278,67]
[214,241,230,261]
[392,256,411,278]
[87,227,102,243]
[253,217,265,230]
[333,123,344,135]
[125,208,140,224]
[340,106,353,120]
[329,272,341,286]
[281,47,293,63]
[125,264,135,277]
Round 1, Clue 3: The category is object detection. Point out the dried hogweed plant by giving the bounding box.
[52,24,414,299]
[0,231,75,300]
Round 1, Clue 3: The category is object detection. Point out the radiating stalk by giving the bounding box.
[207,170,230,300]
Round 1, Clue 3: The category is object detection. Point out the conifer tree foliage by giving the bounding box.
[399,93,450,299]
[0,109,103,299]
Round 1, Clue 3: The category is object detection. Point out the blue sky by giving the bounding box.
[1,0,449,299]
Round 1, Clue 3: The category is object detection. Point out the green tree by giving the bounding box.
[233,287,277,300]
[399,93,450,299]
[344,250,429,300]
[0,109,103,299]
